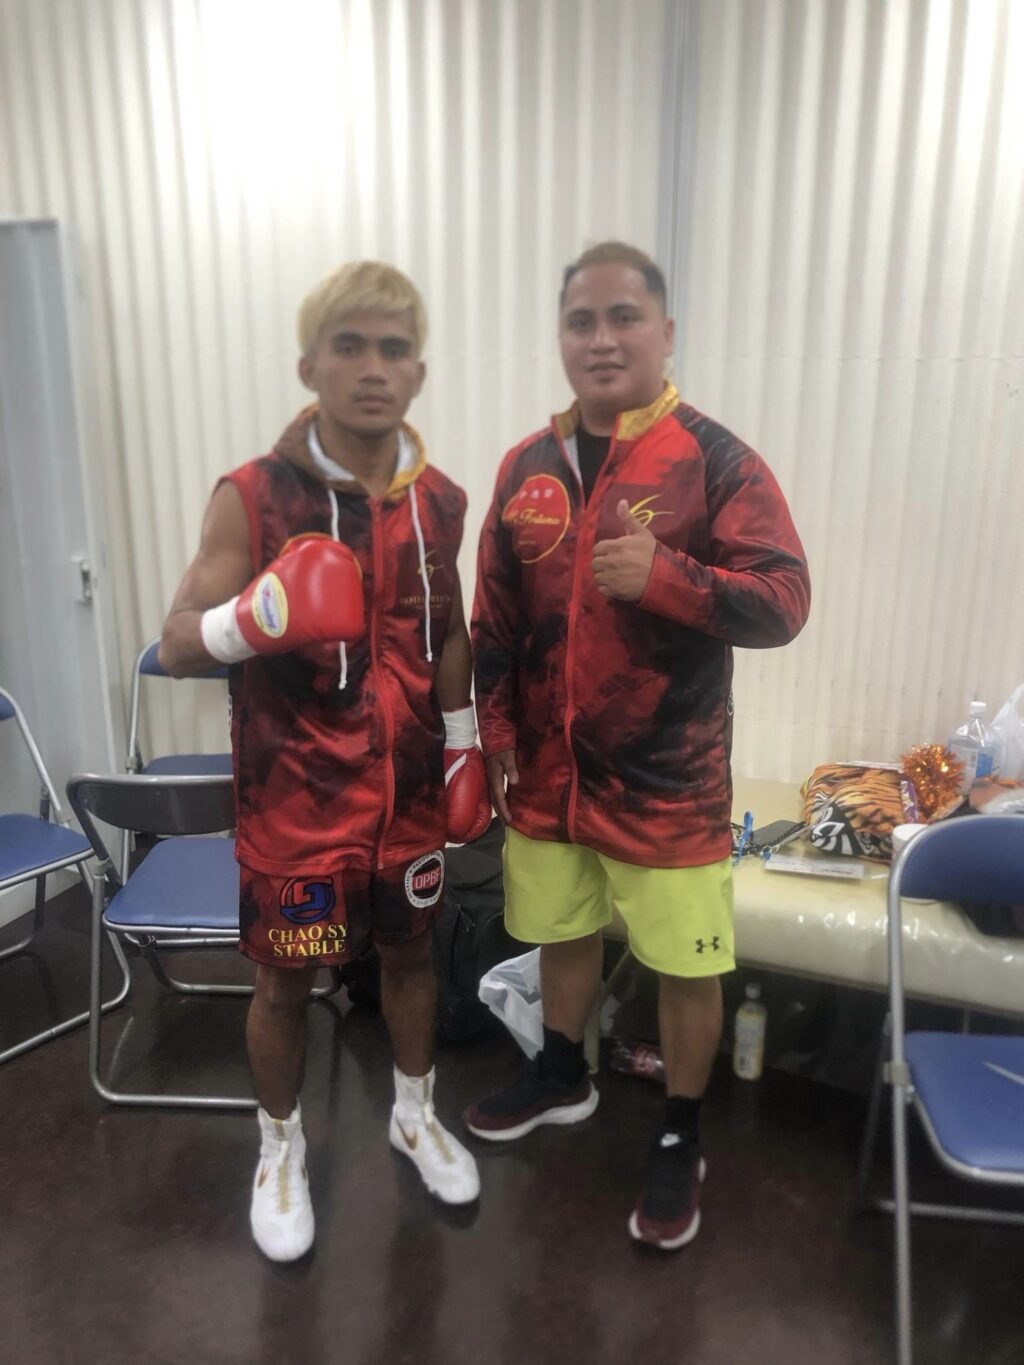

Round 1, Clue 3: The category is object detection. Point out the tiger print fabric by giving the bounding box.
[801,764,904,862]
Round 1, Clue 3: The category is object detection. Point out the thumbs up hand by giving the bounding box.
[591,498,658,602]
[617,499,649,537]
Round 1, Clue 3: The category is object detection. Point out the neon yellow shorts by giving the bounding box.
[503,828,735,979]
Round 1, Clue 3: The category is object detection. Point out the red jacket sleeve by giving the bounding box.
[472,466,522,758]
[638,426,811,648]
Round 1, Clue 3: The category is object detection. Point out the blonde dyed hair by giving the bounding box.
[297,261,428,358]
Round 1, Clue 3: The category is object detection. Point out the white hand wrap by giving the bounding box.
[199,597,254,665]
[442,704,477,750]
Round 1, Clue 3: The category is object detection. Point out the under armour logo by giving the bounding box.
[695,937,721,954]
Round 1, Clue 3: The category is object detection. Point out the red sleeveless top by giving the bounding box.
[225,407,466,875]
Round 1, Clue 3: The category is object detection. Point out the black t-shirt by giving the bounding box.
[576,426,612,504]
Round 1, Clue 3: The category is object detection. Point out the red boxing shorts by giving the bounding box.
[238,850,446,969]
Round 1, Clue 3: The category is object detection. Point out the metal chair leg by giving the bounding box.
[143,945,252,997]
[143,946,342,1000]
[314,967,344,1000]
[0,872,47,961]
[892,1081,914,1365]
[1,943,129,1067]
[860,1015,1024,1229]
[119,826,132,886]
[873,1196,1024,1226]
[89,877,256,1111]
[1,869,130,1066]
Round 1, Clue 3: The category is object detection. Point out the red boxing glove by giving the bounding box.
[202,534,364,663]
[443,706,491,843]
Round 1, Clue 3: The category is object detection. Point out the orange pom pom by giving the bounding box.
[901,744,964,820]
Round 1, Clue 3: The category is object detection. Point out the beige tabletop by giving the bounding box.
[610,776,1024,1016]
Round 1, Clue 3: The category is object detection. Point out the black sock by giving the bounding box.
[663,1095,701,1144]
[539,1025,586,1086]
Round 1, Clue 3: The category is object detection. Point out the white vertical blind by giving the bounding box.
[671,0,1024,781]
[0,0,666,756]
[6,0,1019,788]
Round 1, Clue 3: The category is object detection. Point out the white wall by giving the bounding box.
[671,0,1024,781]
[0,0,666,759]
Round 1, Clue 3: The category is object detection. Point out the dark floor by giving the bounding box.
[1,889,1021,1365]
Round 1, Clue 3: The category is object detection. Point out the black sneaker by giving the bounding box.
[463,1057,599,1141]
[628,1132,706,1250]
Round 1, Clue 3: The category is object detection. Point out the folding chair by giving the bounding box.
[122,637,233,881]
[861,816,1024,1365]
[0,686,130,1065]
[126,638,233,779]
[67,771,340,1110]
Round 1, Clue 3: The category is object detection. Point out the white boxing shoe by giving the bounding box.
[389,1067,481,1205]
[250,1104,315,1262]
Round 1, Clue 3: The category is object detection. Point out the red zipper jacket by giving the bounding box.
[225,405,466,875]
[472,384,810,868]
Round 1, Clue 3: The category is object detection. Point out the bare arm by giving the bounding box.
[434,577,472,713]
[158,481,254,677]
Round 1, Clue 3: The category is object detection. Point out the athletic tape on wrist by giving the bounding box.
[200,596,255,665]
[443,704,477,750]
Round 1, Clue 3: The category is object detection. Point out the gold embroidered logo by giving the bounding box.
[503,474,572,563]
[399,550,452,609]
[398,1121,419,1151]
[627,495,671,528]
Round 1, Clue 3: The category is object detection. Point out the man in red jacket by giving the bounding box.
[160,261,491,1261]
[466,241,810,1250]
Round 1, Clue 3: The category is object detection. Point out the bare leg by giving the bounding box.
[657,973,723,1097]
[379,932,436,1078]
[246,964,317,1118]
[539,931,604,1041]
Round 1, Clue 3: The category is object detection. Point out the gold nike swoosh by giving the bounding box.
[397,1121,418,1151]
[257,1165,269,1189]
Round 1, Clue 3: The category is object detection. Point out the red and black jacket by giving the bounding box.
[472,384,810,868]
[225,406,466,876]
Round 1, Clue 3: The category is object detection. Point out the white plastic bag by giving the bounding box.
[478,948,544,1058]
[992,685,1024,781]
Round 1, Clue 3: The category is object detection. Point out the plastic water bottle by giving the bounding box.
[733,983,767,1081]
[609,1040,665,1084]
[948,701,1001,792]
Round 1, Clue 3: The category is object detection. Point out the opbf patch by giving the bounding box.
[280,877,336,924]
[404,851,445,910]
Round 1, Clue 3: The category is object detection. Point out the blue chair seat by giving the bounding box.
[143,753,233,777]
[106,837,239,932]
[907,1032,1024,1176]
[0,814,92,885]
